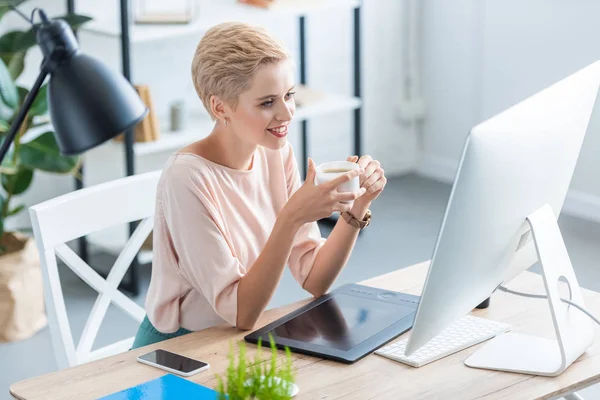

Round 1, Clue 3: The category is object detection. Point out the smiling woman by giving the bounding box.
[188,22,296,170]
[133,21,388,350]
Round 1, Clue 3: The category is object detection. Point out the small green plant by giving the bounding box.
[216,334,296,400]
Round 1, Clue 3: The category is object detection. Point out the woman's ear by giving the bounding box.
[210,95,228,124]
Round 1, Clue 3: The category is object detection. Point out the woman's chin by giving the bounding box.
[263,137,288,150]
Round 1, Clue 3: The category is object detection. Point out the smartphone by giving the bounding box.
[136,349,210,377]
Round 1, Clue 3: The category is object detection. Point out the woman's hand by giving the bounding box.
[283,158,366,226]
[348,155,387,209]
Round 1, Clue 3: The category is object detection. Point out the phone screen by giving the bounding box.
[139,349,208,373]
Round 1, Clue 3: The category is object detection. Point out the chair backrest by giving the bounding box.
[29,170,162,369]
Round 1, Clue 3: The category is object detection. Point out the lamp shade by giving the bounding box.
[48,53,148,155]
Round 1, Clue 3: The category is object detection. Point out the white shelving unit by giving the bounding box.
[126,116,214,157]
[79,0,364,283]
[100,93,361,157]
[81,0,360,43]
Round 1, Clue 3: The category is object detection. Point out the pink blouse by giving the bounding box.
[145,143,325,333]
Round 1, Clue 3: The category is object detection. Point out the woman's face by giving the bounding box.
[227,60,296,150]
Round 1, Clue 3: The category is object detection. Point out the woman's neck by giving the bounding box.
[187,126,256,171]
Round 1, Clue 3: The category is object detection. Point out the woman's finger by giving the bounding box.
[361,162,379,186]
[334,188,366,202]
[333,202,353,213]
[367,178,387,194]
[362,169,383,189]
[325,168,363,190]
[357,155,372,170]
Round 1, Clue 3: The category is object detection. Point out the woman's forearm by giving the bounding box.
[236,209,301,330]
[302,203,369,297]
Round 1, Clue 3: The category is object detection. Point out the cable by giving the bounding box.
[9,4,34,25]
[498,285,600,326]
[30,7,40,24]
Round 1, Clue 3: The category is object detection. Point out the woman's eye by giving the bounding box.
[261,92,295,107]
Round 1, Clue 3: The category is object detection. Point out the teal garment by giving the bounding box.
[131,315,192,349]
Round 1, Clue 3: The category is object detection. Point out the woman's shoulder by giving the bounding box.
[155,153,223,217]
[158,153,214,191]
[162,152,204,173]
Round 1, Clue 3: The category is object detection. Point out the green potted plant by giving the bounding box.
[0,1,91,342]
[216,335,298,399]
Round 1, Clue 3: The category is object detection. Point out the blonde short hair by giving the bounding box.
[191,22,291,120]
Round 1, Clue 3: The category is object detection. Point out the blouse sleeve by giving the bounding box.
[282,144,327,288]
[160,166,245,326]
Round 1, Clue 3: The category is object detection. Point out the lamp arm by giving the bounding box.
[0,63,50,165]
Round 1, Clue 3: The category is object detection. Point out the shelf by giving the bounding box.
[294,92,361,120]
[130,116,214,156]
[81,0,360,43]
[111,92,361,157]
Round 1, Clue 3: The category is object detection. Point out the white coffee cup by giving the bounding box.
[315,161,361,203]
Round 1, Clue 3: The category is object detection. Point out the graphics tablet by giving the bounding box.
[244,284,420,364]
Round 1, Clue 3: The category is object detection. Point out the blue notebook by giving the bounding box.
[98,374,221,399]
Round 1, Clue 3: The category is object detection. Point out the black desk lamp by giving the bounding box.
[0,7,147,164]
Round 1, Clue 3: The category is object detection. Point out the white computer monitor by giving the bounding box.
[404,60,600,376]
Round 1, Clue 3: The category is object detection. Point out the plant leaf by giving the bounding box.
[14,14,93,53]
[0,100,12,121]
[17,85,28,103]
[10,31,35,54]
[8,86,28,129]
[30,120,50,129]
[0,119,8,133]
[28,83,47,116]
[2,166,33,195]
[19,131,79,173]
[0,57,18,109]
[7,50,24,80]
[0,6,10,22]
[0,148,17,174]
[0,1,28,23]
[56,14,93,31]
[0,194,4,239]
[0,30,24,65]
[8,203,24,217]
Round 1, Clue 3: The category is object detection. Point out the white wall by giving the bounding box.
[419,0,483,171]
[0,0,418,232]
[419,0,600,223]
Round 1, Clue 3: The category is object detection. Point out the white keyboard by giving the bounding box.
[375,315,512,367]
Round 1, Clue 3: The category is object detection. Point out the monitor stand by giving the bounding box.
[464,204,596,376]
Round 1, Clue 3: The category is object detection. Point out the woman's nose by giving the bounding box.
[276,100,294,121]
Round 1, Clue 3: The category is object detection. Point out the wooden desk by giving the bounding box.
[10,261,600,400]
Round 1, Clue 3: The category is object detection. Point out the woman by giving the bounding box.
[132,21,387,349]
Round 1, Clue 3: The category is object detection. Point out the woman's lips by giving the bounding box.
[267,125,288,138]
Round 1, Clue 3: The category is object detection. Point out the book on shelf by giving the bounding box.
[114,84,161,143]
[237,0,276,8]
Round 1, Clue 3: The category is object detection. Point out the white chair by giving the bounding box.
[29,170,162,369]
